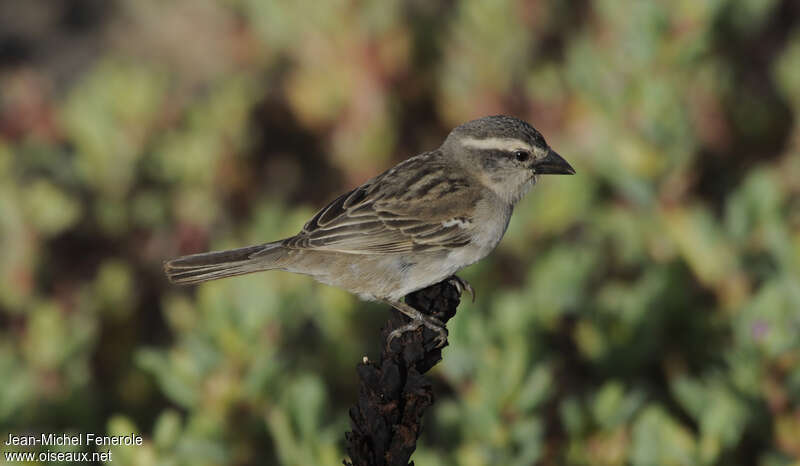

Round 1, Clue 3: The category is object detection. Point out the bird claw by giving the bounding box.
[447,275,475,302]
[386,314,448,350]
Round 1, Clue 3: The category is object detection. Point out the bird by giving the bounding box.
[164,115,575,347]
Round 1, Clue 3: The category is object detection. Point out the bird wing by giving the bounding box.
[283,152,480,254]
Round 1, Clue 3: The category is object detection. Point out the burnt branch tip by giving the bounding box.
[344,280,463,466]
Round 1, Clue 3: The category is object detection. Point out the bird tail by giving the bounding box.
[164,241,288,285]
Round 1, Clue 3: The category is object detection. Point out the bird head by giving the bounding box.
[442,115,574,204]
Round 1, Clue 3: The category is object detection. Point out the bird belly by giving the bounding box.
[283,250,457,302]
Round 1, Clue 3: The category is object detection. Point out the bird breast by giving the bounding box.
[447,197,512,269]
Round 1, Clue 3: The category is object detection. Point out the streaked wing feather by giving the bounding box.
[284,151,478,254]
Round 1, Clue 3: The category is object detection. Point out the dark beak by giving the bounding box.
[533,149,575,175]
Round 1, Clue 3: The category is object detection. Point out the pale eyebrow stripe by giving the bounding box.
[461,137,532,152]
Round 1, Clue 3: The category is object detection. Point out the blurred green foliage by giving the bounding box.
[1,0,799,464]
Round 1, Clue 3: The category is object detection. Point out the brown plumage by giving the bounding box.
[164,115,575,346]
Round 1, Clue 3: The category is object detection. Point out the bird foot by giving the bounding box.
[384,300,448,350]
[446,275,475,302]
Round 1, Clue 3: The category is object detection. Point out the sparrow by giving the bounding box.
[164,115,575,347]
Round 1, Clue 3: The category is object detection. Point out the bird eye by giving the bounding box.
[514,150,530,162]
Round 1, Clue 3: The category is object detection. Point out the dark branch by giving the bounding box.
[344,280,462,466]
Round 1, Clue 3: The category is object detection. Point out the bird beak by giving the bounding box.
[533,149,575,175]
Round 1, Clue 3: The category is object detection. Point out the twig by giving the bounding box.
[344,280,462,466]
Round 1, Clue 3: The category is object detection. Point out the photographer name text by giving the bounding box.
[5,433,142,447]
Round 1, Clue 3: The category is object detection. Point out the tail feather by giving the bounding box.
[164,241,287,285]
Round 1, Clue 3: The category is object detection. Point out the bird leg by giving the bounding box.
[384,300,448,349]
[383,277,474,349]
[446,275,475,302]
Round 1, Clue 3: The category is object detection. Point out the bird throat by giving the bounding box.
[484,171,536,205]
